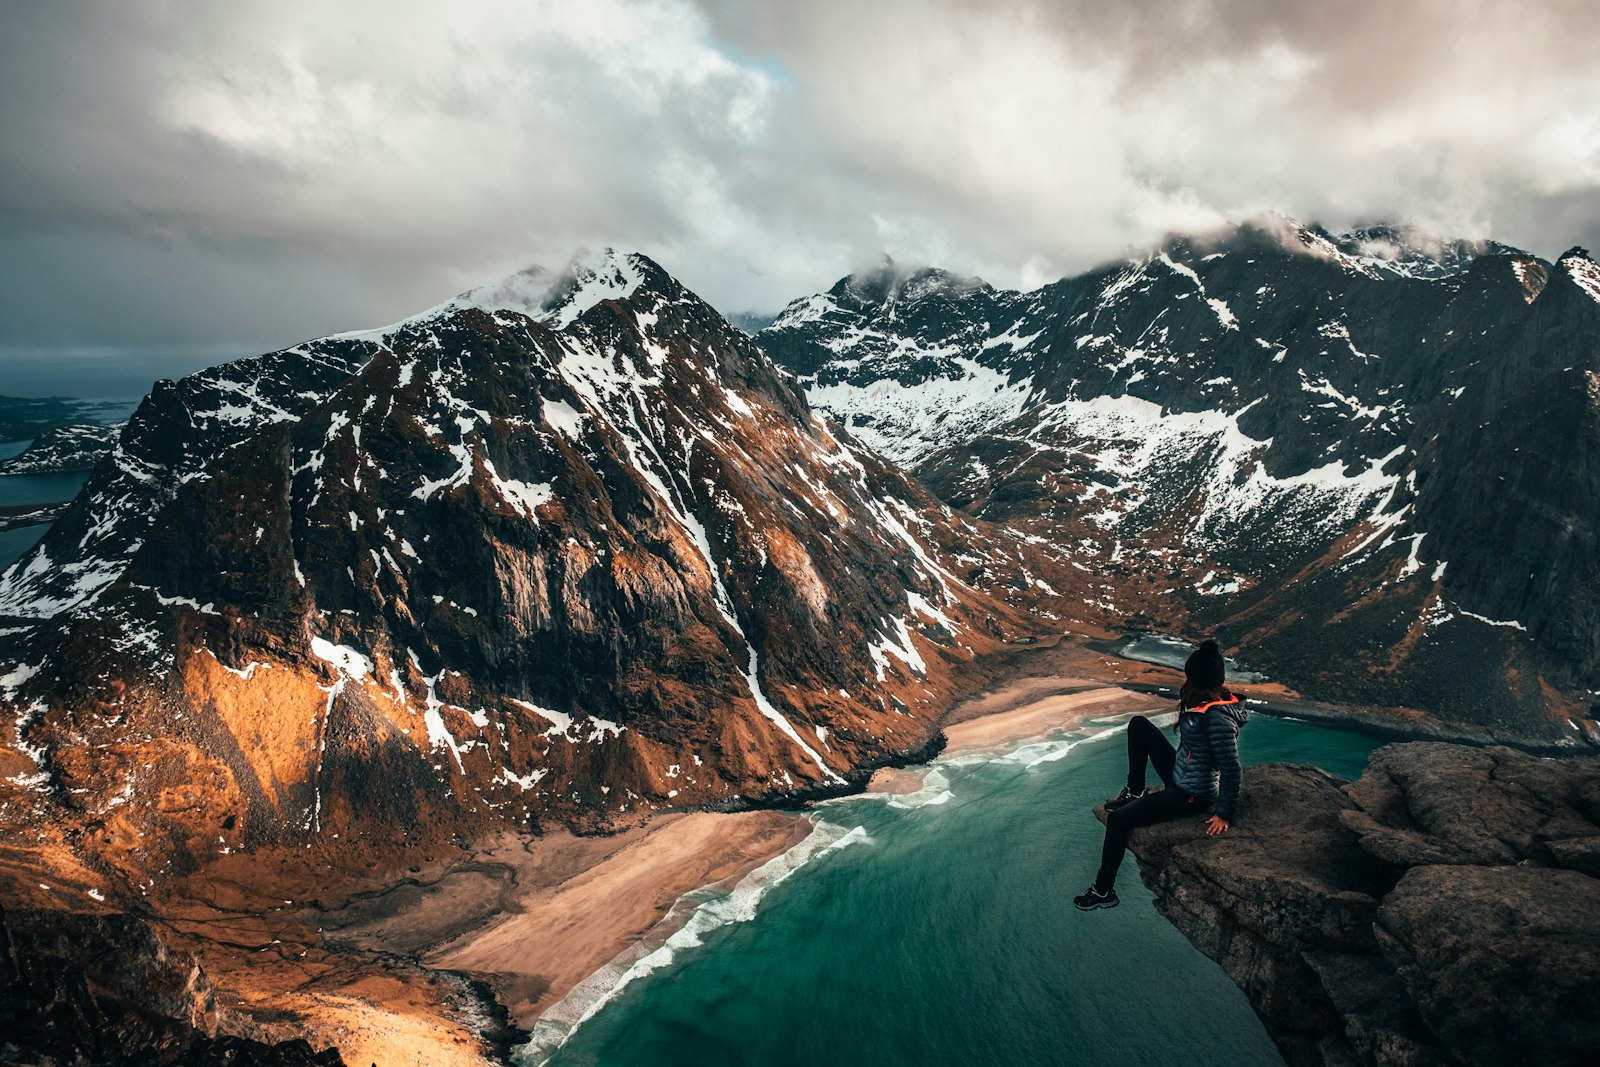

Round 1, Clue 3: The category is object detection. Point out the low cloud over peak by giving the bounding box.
[4,0,1600,394]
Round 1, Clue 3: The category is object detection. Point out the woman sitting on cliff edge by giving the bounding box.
[1074,639,1248,911]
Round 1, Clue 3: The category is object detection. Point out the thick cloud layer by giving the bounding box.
[4,0,1599,394]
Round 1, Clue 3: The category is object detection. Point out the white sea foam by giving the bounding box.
[515,819,869,1066]
[885,768,955,809]
[516,706,1174,1062]
[989,718,1138,769]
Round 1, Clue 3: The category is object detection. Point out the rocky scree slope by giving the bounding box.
[760,218,1600,740]
[1109,742,1600,1067]
[0,251,1041,886]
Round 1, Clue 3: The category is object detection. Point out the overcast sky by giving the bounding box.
[5,0,1600,397]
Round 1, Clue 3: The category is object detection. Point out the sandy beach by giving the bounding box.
[389,677,1150,1028]
[942,678,1151,750]
[319,810,811,1027]
[276,670,1160,1059]
[865,678,1151,791]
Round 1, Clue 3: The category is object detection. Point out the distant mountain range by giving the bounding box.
[757,216,1600,740]
[0,394,127,443]
[0,421,125,475]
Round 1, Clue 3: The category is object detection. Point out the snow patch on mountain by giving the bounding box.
[769,293,840,330]
[805,360,1033,465]
[335,249,650,342]
[1043,393,1405,540]
[1561,251,1600,304]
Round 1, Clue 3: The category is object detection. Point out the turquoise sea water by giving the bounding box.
[0,435,98,568]
[0,471,90,509]
[0,524,52,569]
[0,469,90,568]
[530,713,1382,1067]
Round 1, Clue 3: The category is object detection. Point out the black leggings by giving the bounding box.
[1095,715,1205,891]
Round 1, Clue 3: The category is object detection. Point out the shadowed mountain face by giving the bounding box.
[759,219,1600,740]
[0,251,1045,879]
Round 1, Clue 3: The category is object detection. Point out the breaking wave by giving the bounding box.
[886,767,955,809]
[519,707,1174,1064]
[515,818,870,1065]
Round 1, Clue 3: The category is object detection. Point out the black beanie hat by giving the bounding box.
[1185,639,1226,689]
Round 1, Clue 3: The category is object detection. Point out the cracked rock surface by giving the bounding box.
[1111,742,1600,1067]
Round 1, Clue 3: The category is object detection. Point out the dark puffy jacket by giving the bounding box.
[1170,697,1249,820]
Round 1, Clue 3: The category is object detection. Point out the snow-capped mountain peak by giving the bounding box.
[334,248,667,343]
[1555,246,1600,303]
[755,218,1600,737]
[1,246,1040,863]
[827,257,992,310]
[472,247,659,329]
[1332,223,1522,280]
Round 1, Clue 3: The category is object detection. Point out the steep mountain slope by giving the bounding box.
[0,251,1037,883]
[759,218,1597,740]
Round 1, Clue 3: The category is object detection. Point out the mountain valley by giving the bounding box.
[3,223,1599,1065]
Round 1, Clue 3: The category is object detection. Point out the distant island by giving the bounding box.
[0,393,129,443]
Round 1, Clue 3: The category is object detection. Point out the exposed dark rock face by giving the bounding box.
[0,335,380,621]
[0,906,345,1066]
[0,250,1041,883]
[1111,742,1600,1067]
[760,217,1600,740]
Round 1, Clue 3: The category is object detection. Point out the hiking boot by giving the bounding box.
[1073,884,1119,911]
[1105,785,1148,811]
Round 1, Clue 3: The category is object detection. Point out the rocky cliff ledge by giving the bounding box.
[1113,743,1600,1067]
[0,907,347,1066]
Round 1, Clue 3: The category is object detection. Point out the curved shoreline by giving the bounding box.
[370,680,1159,1063]
[514,683,1155,1060]
[125,638,1588,1067]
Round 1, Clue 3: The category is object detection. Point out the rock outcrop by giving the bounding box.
[0,906,346,1066]
[1113,742,1600,1067]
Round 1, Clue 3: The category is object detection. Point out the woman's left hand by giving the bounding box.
[1204,815,1230,836]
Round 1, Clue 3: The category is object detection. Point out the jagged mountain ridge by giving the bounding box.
[1329,223,1527,280]
[0,251,1042,879]
[759,218,1600,739]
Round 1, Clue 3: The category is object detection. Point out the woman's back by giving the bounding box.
[1172,694,1248,817]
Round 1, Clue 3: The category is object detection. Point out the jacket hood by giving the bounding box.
[1188,695,1249,728]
